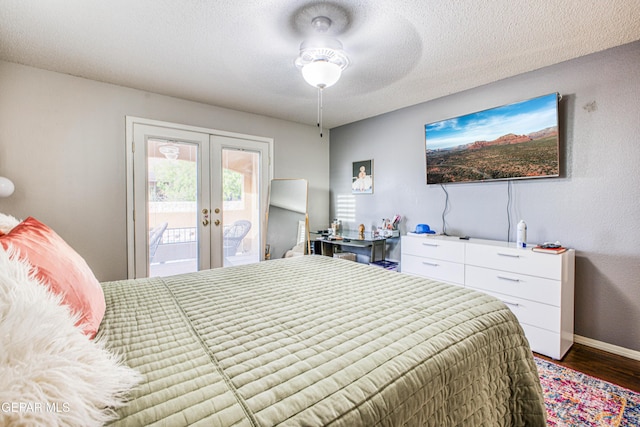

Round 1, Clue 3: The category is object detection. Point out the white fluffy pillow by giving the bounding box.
[0,212,20,234]
[0,247,141,427]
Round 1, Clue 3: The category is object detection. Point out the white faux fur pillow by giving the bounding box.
[0,247,141,427]
[0,212,20,234]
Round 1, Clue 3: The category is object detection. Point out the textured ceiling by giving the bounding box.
[1,1,639,129]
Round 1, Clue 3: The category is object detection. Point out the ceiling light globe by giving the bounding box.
[301,61,342,89]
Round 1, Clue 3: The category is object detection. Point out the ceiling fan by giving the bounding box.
[294,14,350,137]
[285,2,421,135]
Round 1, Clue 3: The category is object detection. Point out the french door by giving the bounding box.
[127,118,272,278]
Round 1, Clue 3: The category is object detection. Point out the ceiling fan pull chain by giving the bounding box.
[317,87,321,130]
[319,87,324,138]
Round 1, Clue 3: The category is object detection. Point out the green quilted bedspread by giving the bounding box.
[100,255,546,426]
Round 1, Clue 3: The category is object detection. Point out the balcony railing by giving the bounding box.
[162,227,197,244]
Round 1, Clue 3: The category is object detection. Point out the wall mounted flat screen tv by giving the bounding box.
[425,93,560,184]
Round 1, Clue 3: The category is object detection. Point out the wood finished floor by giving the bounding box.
[535,343,640,393]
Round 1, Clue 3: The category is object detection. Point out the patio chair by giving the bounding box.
[223,220,251,257]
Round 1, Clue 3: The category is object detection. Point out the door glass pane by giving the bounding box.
[147,139,199,277]
[222,148,261,267]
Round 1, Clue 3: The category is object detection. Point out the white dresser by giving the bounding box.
[401,235,465,286]
[401,234,575,359]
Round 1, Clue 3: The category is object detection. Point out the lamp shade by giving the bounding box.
[0,176,15,197]
[301,61,342,89]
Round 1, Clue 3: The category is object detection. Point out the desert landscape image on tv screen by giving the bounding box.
[425,93,559,184]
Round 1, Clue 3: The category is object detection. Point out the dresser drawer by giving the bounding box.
[465,243,563,279]
[401,236,465,263]
[465,265,561,306]
[520,324,563,360]
[402,254,464,285]
[471,288,560,333]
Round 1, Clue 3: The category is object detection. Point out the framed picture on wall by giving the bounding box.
[352,159,373,194]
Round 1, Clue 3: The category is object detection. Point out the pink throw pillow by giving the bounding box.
[0,217,105,338]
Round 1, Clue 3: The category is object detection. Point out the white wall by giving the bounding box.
[0,61,330,281]
[330,41,640,352]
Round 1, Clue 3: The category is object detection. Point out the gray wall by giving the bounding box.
[330,41,640,352]
[0,61,330,281]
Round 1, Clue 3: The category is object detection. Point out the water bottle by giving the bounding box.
[516,220,527,248]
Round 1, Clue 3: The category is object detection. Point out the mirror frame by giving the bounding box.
[264,178,310,260]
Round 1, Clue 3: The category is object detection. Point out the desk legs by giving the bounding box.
[318,239,387,262]
[320,241,334,257]
[370,240,386,263]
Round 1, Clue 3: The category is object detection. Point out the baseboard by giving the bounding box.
[574,334,640,361]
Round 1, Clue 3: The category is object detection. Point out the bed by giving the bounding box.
[0,214,545,426]
[99,255,546,426]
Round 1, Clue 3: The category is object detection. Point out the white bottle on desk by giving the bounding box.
[516,220,527,248]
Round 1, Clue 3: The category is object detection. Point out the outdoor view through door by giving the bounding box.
[147,141,262,277]
[220,148,261,267]
[147,139,198,277]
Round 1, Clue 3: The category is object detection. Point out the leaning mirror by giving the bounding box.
[265,179,309,260]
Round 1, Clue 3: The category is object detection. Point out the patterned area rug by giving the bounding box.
[535,357,640,426]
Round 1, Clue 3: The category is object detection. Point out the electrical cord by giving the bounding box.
[440,184,449,235]
[506,180,512,242]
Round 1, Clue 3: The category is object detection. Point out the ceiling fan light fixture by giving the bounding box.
[294,18,349,89]
[294,15,350,137]
[301,60,342,89]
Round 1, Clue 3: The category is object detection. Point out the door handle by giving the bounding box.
[214,219,220,226]
[202,208,210,226]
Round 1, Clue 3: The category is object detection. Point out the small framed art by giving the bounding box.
[352,159,373,194]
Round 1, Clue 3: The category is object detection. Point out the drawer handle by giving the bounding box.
[497,275,521,283]
[497,252,520,258]
[422,261,439,267]
[501,299,520,308]
[422,243,439,247]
